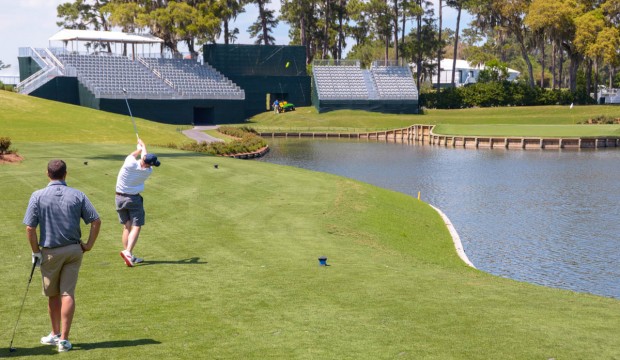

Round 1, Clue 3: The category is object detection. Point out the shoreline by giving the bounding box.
[430,205,476,268]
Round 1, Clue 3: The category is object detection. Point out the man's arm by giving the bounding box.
[26,226,40,253]
[129,145,142,158]
[138,138,147,158]
[80,218,101,252]
[129,138,147,159]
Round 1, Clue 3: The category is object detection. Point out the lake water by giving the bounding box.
[258,138,620,299]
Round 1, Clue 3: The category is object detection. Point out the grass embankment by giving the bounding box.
[1,91,619,359]
[0,91,191,145]
[248,104,620,137]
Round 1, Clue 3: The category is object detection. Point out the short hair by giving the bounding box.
[47,159,67,180]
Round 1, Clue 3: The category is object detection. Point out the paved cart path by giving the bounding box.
[182,126,223,143]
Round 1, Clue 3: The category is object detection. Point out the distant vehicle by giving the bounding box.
[276,101,295,113]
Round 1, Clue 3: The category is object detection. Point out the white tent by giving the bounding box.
[49,29,163,44]
[48,29,164,58]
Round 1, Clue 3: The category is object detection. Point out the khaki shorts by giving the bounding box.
[41,244,83,297]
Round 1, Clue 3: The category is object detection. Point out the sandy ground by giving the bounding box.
[0,153,23,164]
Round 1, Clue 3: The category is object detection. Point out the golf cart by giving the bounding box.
[277,101,295,113]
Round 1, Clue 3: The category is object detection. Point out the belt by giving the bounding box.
[116,192,139,196]
[42,242,81,249]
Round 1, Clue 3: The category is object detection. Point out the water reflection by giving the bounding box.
[258,138,620,299]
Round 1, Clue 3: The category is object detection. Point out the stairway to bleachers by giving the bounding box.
[370,66,418,99]
[141,58,244,99]
[362,70,379,99]
[57,54,177,98]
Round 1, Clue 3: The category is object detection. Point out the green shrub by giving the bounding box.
[578,115,620,124]
[421,88,464,109]
[422,82,593,109]
[0,137,12,154]
[176,127,267,156]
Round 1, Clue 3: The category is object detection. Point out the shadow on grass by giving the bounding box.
[139,257,207,266]
[4,339,161,356]
[4,345,56,357]
[77,338,161,351]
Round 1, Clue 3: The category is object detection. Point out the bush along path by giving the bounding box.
[178,125,269,158]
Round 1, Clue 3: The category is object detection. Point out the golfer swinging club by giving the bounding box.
[115,138,160,267]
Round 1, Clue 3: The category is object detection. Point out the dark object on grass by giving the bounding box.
[214,164,219,169]
[318,256,328,266]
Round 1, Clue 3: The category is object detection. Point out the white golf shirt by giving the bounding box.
[115,155,153,195]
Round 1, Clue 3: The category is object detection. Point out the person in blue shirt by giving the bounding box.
[23,159,101,352]
[272,99,280,114]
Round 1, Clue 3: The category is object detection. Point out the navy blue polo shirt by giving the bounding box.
[23,180,99,248]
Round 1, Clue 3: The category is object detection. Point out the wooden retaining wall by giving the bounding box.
[260,125,620,150]
[223,145,270,159]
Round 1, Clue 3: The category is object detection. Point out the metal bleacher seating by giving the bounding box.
[57,54,177,98]
[370,66,418,100]
[313,63,417,101]
[141,58,244,99]
[313,65,370,100]
[55,53,244,100]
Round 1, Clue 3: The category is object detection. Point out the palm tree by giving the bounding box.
[248,0,279,45]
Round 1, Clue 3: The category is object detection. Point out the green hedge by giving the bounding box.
[175,127,267,156]
[422,83,595,109]
[0,137,13,154]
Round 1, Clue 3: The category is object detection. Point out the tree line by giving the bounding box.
[56,0,620,99]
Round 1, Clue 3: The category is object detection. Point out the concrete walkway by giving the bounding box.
[181,125,224,143]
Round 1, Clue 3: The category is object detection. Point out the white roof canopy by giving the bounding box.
[49,29,163,44]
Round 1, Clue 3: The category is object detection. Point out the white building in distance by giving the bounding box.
[427,59,520,88]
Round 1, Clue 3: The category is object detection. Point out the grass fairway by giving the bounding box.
[432,124,620,137]
[1,92,619,359]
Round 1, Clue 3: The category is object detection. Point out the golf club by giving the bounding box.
[122,88,139,139]
[8,257,39,353]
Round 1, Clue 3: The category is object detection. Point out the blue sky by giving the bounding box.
[0,0,471,76]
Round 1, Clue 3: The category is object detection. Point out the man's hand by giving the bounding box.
[81,219,101,253]
[32,252,42,267]
[80,241,94,252]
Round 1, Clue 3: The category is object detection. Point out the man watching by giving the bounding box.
[23,159,101,352]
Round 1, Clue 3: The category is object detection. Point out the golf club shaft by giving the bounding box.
[9,258,38,349]
[123,93,139,139]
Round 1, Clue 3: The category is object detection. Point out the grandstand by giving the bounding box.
[57,53,177,99]
[17,29,415,122]
[313,63,370,100]
[141,57,244,99]
[370,65,418,100]
[312,60,418,114]
[17,30,247,124]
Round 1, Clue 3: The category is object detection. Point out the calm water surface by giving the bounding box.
[258,138,620,299]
